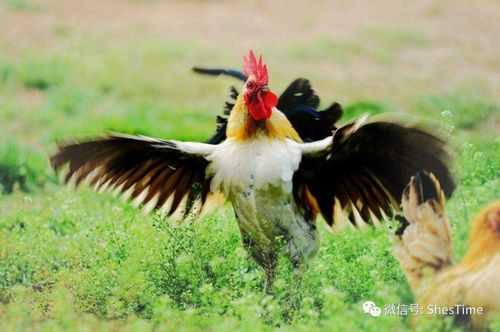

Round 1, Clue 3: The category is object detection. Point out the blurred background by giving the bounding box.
[1,0,499,143]
[0,0,499,330]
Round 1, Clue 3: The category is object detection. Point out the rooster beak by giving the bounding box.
[260,84,269,92]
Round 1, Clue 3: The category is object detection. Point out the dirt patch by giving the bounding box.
[1,0,499,104]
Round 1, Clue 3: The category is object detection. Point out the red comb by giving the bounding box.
[243,50,269,85]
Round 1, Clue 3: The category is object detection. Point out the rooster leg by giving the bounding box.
[283,274,303,317]
[284,218,320,277]
[240,231,277,294]
[263,256,277,295]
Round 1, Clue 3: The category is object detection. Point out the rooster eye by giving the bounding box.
[246,82,254,89]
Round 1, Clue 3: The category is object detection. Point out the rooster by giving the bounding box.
[394,172,500,329]
[51,51,455,291]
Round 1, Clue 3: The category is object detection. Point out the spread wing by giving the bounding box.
[296,118,455,228]
[50,134,217,218]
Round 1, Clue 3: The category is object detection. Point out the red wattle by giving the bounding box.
[248,91,278,120]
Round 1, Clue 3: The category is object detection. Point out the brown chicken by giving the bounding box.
[394,172,500,329]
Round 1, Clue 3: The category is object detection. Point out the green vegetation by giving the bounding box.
[4,0,42,12]
[0,33,499,331]
[0,142,48,194]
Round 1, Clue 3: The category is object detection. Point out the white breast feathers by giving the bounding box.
[206,137,302,194]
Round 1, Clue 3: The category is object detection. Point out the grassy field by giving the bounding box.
[1,1,499,331]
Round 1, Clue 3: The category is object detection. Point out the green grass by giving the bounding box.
[4,0,42,12]
[0,142,49,194]
[0,36,499,331]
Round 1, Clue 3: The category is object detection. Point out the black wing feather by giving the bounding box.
[277,78,320,110]
[51,134,212,217]
[300,121,455,226]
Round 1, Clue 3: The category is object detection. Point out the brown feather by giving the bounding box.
[50,134,212,218]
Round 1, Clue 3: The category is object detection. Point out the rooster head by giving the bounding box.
[242,51,278,121]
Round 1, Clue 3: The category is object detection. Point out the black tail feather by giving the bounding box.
[192,67,247,82]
